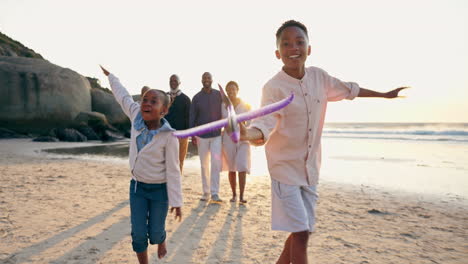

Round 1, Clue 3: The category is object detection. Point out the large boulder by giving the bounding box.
[74,111,110,127]
[90,85,130,130]
[0,56,92,133]
[74,111,128,141]
[74,111,114,140]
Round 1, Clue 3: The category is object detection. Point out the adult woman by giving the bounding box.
[221,81,251,204]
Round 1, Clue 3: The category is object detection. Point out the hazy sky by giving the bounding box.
[1,0,467,122]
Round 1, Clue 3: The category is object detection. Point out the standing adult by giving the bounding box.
[165,74,191,172]
[189,72,223,202]
[221,81,251,204]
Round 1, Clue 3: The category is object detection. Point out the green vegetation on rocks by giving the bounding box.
[0,31,44,59]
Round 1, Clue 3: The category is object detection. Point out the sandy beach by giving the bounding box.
[0,139,467,263]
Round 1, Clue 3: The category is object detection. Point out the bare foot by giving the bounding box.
[239,198,247,204]
[158,241,167,259]
[230,195,236,202]
[200,193,210,201]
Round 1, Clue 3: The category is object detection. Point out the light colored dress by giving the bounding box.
[221,100,251,174]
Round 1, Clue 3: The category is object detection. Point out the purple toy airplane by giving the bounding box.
[173,84,294,143]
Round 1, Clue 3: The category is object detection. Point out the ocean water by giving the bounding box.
[323,122,468,143]
[44,123,468,199]
[319,123,468,199]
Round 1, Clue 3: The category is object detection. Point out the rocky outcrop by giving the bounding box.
[49,128,87,142]
[33,136,59,142]
[74,111,110,127]
[74,111,122,141]
[0,32,132,141]
[0,56,92,133]
[0,32,44,59]
[0,127,29,138]
[90,88,130,128]
[87,77,130,131]
[75,125,100,140]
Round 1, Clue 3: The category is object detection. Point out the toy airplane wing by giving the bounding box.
[172,118,228,138]
[236,93,294,123]
[172,93,294,139]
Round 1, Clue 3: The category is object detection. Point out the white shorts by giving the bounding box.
[271,179,319,233]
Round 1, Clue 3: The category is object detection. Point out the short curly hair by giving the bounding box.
[276,20,309,46]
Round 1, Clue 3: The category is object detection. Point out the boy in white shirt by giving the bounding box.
[241,20,407,263]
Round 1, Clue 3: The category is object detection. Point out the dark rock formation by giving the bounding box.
[33,136,59,142]
[74,111,119,140]
[101,129,126,142]
[0,56,92,133]
[0,32,133,140]
[49,128,87,142]
[0,127,29,138]
[74,111,110,127]
[75,125,100,141]
[89,83,130,130]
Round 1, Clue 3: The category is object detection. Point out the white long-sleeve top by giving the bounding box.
[107,73,183,207]
[250,66,360,186]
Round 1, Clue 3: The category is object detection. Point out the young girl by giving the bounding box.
[221,81,251,204]
[100,66,182,264]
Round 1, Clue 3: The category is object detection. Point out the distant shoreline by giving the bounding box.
[8,134,467,201]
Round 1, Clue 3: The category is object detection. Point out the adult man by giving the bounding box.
[165,74,191,172]
[189,72,223,202]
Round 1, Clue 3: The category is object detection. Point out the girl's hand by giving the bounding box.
[100,65,110,76]
[170,207,182,222]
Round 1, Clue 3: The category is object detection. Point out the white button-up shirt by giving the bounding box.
[251,66,360,186]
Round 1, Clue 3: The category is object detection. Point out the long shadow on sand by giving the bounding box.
[152,201,221,263]
[3,200,128,264]
[204,203,246,263]
[229,207,245,262]
[4,199,244,263]
[49,216,130,263]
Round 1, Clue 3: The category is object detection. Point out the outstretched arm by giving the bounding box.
[99,65,138,118]
[358,87,409,98]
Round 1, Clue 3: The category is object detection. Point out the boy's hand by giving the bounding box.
[100,65,110,76]
[191,136,197,146]
[240,125,265,146]
[384,86,409,98]
[170,207,182,222]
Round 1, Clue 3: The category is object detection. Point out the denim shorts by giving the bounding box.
[129,179,169,253]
